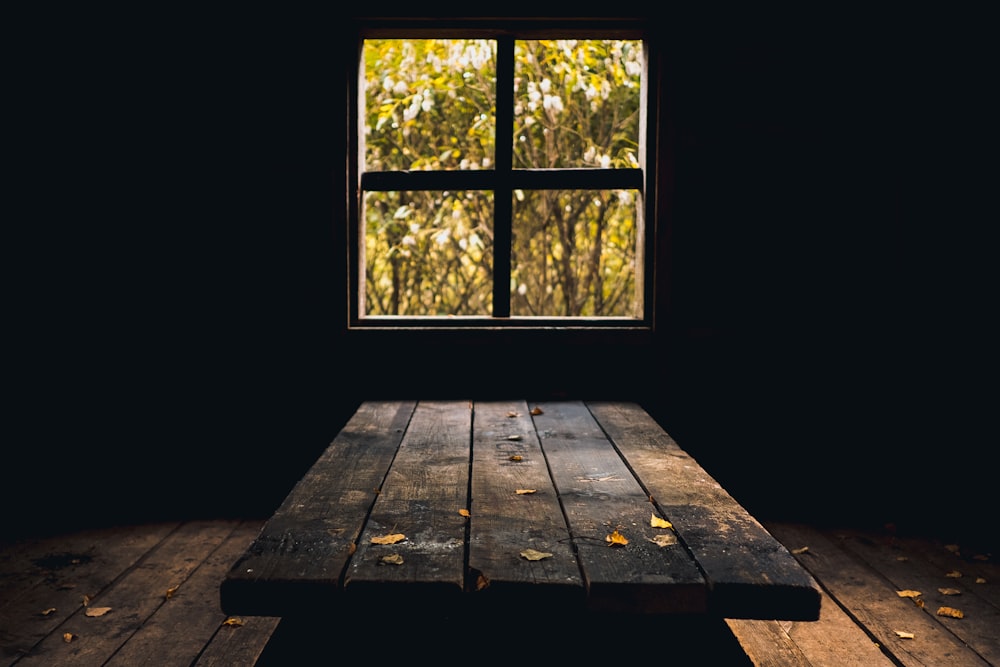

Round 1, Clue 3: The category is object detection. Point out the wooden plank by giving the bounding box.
[533,401,707,613]
[15,520,238,666]
[727,585,897,666]
[767,522,991,667]
[221,400,415,617]
[345,400,471,609]
[466,400,584,610]
[0,522,179,663]
[104,521,271,666]
[587,400,821,620]
[195,616,281,667]
[830,527,1000,665]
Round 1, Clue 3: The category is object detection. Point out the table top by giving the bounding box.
[222,400,820,620]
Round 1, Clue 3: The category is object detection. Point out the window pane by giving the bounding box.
[363,40,496,172]
[363,191,494,316]
[511,189,639,317]
[513,40,643,169]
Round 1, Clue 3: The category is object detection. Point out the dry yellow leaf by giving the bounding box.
[606,530,628,547]
[223,617,244,627]
[165,585,179,600]
[520,549,553,561]
[791,546,810,555]
[648,534,677,547]
[937,606,964,619]
[63,633,76,643]
[82,594,91,607]
[896,556,909,561]
[476,573,490,590]
[381,554,404,565]
[938,587,961,596]
[530,407,543,415]
[915,598,925,608]
[897,590,923,599]
[945,570,962,578]
[975,577,986,584]
[650,514,673,529]
[371,533,406,545]
[515,489,537,495]
[506,435,523,441]
[85,606,112,617]
[509,455,523,462]
[458,509,470,517]
[895,630,915,639]
[506,411,518,418]
[973,553,989,561]
[40,607,57,616]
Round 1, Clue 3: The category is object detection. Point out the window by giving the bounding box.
[348,18,660,330]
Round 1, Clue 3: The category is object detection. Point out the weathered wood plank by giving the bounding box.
[768,522,991,667]
[195,616,281,667]
[15,520,237,666]
[587,400,821,620]
[466,400,583,609]
[345,400,471,609]
[220,400,415,617]
[0,522,179,663]
[105,521,268,666]
[533,401,707,613]
[830,527,1000,665]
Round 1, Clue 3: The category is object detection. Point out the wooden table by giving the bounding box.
[222,400,820,632]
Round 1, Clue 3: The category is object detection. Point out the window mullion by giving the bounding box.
[492,36,514,318]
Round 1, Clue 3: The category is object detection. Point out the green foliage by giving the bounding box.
[362,38,643,317]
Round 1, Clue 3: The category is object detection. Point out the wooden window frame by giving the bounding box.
[345,17,666,337]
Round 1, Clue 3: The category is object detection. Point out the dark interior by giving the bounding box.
[8,9,991,551]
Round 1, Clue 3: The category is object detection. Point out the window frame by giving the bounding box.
[346,17,664,334]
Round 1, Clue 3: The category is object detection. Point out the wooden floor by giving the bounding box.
[2,518,996,666]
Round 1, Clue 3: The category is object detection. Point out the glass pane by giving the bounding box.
[511,189,639,317]
[513,40,642,169]
[363,40,496,172]
[363,191,494,316]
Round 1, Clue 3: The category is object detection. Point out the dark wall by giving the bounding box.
[8,11,992,549]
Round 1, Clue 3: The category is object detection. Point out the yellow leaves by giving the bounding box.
[505,435,523,441]
[509,455,523,462]
[895,630,915,639]
[648,534,677,547]
[938,587,961,596]
[165,585,179,600]
[897,590,923,599]
[63,632,77,643]
[515,489,537,495]
[650,514,672,529]
[937,606,965,619]
[223,617,244,627]
[975,577,987,584]
[520,548,553,561]
[530,406,543,415]
[791,546,810,555]
[945,570,962,578]
[40,607,57,616]
[606,530,628,547]
[371,533,406,545]
[458,509,470,517]
[381,554,404,565]
[85,606,112,617]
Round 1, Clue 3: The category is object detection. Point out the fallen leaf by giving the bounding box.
[82,594,91,607]
[530,407,543,415]
[458,509,470,517]
[895,630,915,639]
[944,544,960,554]
[348,542,357,556]
[938,587,961,596]
[975,577,987,584]
[791,546,810,555]
[165,585,179,600]
[649,534,677,547]
[40,608,57,616]
[85,606,112,617]
[936,606,964,619]
[63,633,76,643]
[650,514,673,529]
[915,598,925,608]
[506,411,518,418]
[945,570,962,578]
[606,530,628,547]
[58,583,76,590]
[509,455,523,462]
[371,533,406,545]
[223,617,244,627]
[896,556,909,561]
[973,554,989,561]
[506,435,523,441]
[897,590,923,599]
[520,549,553,561]
[476,573,490,590]
[515,489,536,495]
[381,554,404,565]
